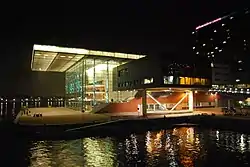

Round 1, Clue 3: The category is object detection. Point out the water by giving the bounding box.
[2,127,250,167]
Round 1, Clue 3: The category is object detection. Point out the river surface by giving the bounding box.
[1,127,250,167]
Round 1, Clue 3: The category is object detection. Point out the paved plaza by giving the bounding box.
[15,107,224,126]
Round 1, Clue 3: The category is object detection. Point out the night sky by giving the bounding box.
[0,1,248,79]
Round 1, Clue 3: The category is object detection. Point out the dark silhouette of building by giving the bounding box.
[193,8,250,85]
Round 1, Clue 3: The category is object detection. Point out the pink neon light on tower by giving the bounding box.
[196,18,222,30]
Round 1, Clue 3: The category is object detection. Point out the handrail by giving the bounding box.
[65,119,123,132]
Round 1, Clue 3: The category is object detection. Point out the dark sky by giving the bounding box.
[0,1,248,74]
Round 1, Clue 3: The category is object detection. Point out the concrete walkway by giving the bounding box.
[17,108,111,125]
[16,107,224,126]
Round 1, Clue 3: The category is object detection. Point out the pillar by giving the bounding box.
[215,98,218,107]
[142,89,147,116]
[188,91,194,111]
[227,99,231,108]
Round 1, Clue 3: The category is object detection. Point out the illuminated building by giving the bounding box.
[193,9,250,89]
[31,44,145,111]
[31,45,216,114]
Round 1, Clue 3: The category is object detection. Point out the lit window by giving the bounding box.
[193,47,195,49]
[236,79,240,82]
[238,60,242,63]
[211,52,214,54]
[144,78,154,84]
[203,44,206,46]
[164,76,174,84]
[196,52,199,55]
[219,49,222,52]
[215,47,218,49]
[223,41,227,44]
[212,55,214,57]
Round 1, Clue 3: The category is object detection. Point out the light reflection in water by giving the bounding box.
[144,127,204,167]
[26,127,250,167]
[82,137,117,167]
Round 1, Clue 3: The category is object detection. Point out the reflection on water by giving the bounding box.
[24,127,250,167]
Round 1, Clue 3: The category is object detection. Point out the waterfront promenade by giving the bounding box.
[15,107,223,126]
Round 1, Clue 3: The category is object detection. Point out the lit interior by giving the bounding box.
[31,44,146,72]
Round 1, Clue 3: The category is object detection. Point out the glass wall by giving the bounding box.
[65,57,128,111]
[65,60,83,111]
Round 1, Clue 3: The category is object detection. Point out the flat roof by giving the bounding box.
[31,44,146,72]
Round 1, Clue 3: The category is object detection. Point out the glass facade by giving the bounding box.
[65,57,129,111]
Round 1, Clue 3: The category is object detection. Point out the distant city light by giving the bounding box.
[195,18,222,30]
